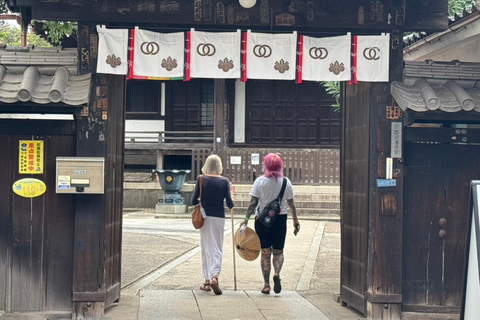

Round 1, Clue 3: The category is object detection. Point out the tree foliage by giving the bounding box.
[0,24,51,47]
[448,0,477,16]
[321,82,341,112]
[34,21,78,45]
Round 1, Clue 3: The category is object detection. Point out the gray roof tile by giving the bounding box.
[0,47,90,106]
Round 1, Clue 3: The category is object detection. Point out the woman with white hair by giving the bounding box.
[191,154,234,295]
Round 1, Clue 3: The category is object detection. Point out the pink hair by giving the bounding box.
[263,153,283,181]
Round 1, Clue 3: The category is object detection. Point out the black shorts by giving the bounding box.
[254,214,287,250]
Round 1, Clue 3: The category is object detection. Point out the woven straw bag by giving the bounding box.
[235,226,261,261]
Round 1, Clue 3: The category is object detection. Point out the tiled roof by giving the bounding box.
[403,6,479,47]
[0,47,91,105]
[391,60,480,113]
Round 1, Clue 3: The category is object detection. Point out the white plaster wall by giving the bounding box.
[234,80,246,143]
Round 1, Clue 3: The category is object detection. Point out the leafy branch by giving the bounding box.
[321,81,340,112]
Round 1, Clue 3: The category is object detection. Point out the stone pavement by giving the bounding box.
[105,213,364,320]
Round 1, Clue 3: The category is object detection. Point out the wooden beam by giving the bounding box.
[19,0,448,32]
[125,143,213,150]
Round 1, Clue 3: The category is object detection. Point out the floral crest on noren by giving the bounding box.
[161,57,178,71]
[274,59,289,74]
[106,54,122,68]
[218,58,234,72]
[329,61,345,75]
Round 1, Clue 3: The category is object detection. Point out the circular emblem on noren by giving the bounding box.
[309,47,328,59]
[197,43,216,56]
[253,45,272,58]
[363,47,380,60]
[140,42,160,55]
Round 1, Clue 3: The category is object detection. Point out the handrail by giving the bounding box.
[124,130,214,144]
[126,131,214,135]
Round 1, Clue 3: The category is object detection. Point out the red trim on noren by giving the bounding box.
[353,35,358,84]
[184,31,191,81]
[242,31,248,82]
[353,36,358,84]
[127,28,135,80]
[296,35,303,84]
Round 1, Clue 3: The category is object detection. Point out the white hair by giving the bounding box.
[202,154,223,175]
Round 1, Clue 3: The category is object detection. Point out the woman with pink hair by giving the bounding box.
[240,153,300,294]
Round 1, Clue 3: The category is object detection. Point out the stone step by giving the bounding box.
[232,193,340,202]
[229,207,340,216]
[232,200,340,209]
[124,182,340,196]
[230,184,339,194]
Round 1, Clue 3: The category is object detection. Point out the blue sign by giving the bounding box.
[377,179,396,188]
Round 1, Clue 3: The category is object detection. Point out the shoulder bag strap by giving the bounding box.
[198,175,203,201]
[277,178,287,201]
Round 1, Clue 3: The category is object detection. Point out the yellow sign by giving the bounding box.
[19,140,44,174]
[12,178,47,198]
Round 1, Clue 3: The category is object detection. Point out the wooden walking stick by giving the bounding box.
[230,208,237,290]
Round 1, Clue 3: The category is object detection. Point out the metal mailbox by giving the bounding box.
[56,157,105,194]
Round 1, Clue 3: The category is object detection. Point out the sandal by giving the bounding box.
[210,276,222,295]
[273,274,282,294]
[200,282,211,291]
[261,285,270,294]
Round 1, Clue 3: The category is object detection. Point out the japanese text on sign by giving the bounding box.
[19,140,44,174]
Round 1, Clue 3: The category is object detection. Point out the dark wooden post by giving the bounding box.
[214,79,225,154]
[72,25,106,319]
[72,25,125,319]
[365,32,405,320]
[19,7,31,47]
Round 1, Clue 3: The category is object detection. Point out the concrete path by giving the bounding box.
[105,215,364,320]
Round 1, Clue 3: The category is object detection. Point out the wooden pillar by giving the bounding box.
[234,80,246,143]
[156,150,163,170]
[365,31,405,320]
[19,7,31,47]
[72,25,105,320]
[213,79,225,154]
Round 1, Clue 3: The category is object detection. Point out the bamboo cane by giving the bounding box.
[230,208,237,290]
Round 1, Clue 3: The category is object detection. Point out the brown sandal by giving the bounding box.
[200,282,211,291]
[210,276,222,295]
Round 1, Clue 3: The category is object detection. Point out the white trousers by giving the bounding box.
[199,216,225,280]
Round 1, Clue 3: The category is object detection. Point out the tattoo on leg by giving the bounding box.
[272,249,284,275]
[261,248,272,285]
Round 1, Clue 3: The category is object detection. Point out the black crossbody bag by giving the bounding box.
[257,178,287,228]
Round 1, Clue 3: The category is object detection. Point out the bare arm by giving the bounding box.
[287,198,300,232]
[241,196,259,226]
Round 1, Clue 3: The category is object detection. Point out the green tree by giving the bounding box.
[0,24,51,47]
[321,82,341,112]
[34,21,78,45]
[449,0,476,16]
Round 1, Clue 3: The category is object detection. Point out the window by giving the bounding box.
[201,84,214,126]
[200,84,228,126]
[126,80,161,118]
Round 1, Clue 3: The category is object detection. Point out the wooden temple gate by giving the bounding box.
[2,1,450,319]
